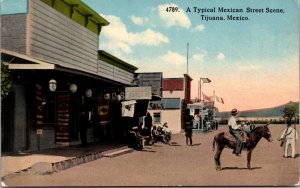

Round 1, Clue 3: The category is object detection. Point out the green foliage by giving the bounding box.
[1,64,13,101]
[283,102,299,124]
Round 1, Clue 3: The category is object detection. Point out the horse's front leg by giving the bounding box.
[247,149,253,170]
[214,146,224,171]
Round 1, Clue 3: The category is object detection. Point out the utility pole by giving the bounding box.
[199,78,202,101]
[187,42,189,74]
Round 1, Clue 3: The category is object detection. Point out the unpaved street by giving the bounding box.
[3,124,300,186]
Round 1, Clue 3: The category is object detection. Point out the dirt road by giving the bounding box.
[3,124,299,186]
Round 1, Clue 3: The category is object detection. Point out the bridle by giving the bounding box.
[261,124,272,140]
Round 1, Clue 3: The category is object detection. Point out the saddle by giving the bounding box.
[224,131,247,143]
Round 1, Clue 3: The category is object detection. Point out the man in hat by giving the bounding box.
[144,112,153,139]
[279,122,298,158]
[228,108,242,156]
[184,115,194,146]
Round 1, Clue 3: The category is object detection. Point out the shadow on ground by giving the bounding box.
[221,166,262,170]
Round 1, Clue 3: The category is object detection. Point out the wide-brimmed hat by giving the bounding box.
[231,108,238,115]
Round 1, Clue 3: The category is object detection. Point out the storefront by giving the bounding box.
[1,0,141,152]
[147,98,181,133]
[1,49,138,152]
[186,101,217,132]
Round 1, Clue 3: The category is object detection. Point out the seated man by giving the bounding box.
[129,126,144,150]
[152,126,163,143]
[228,108,243,156]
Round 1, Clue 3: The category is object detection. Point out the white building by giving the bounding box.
[148,74,193,133]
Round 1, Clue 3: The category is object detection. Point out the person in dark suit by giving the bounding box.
[79,90,94,147]
[185,116,193,146]
[144,112,153,138]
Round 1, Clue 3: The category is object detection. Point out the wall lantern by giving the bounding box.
[85,89,92,98]
[117,94,122,101]
[104,93,110,100]
[49,79,57,92]
[69,84,77,93]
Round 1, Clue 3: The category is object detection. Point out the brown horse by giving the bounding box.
[212,124,273,170]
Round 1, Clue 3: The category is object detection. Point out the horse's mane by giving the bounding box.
[249,124,268,133]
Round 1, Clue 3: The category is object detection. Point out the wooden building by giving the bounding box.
[1,0,138,152]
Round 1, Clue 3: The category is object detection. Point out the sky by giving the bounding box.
[1,0,299,112]
[81,0,299,112]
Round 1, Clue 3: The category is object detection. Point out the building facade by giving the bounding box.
[147,74,193,133]
[1,0,138,152]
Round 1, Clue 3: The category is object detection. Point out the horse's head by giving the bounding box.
[261,124,273,142]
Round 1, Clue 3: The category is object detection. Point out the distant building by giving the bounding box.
[163,74,192,100]
[146,74,193,133]
[135,72,163,97]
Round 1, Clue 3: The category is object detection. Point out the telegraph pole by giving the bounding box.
[187,42,189,74]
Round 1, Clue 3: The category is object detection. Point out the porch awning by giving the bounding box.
[1,49,56,70]
[0,49,129,86]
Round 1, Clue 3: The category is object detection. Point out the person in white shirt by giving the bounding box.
[228,108,242,156]
[279,123,298,158]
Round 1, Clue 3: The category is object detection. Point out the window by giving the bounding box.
[1,0,28,15]
[153,112,161,124]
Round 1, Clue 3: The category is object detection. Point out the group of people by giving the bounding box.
[228,108,298,158]
[191,115,219,131]
[186,107,298,157]
[128,112,153,149]
[128,112,172,149]
[80,99,298,158]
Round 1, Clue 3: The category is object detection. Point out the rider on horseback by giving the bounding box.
[228,108,243,156]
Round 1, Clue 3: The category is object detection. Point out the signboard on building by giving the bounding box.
[136,73,163,97]
[125,87,151,100]
[56,91,70,146]
[35,84,44,134]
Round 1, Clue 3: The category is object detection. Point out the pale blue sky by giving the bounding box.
[1,0,299,111]
[82,0,298,111]
[83,0,298,63]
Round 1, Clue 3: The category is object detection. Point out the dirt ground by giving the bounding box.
[3,124,300,186]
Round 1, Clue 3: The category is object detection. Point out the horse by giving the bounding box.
[212,124,273,170]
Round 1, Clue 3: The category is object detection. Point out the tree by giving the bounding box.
[1,64,13,101]
[283,101,299,124]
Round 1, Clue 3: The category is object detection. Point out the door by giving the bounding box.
[1,93,14,152]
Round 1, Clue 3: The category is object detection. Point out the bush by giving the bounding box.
[1,64,13,101]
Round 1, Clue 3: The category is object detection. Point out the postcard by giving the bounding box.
[1,0,299,186]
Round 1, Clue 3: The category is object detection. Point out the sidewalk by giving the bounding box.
[1,142,133,178]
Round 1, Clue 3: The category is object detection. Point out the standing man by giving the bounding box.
[79,89,93,147]
[194,114,200,129]
[228,108,242,156]
[185,116,193,146]
[215,119,219,130]
[144,112,153,139]
[279,122,298,158]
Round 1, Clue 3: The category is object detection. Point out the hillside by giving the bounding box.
[217,102,299,118]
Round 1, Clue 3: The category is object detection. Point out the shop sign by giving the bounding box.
[149,101,164,110]
[125,87,151,100]
[56,91,70,146]
[98,100,110,124]
[35,84,44,133]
